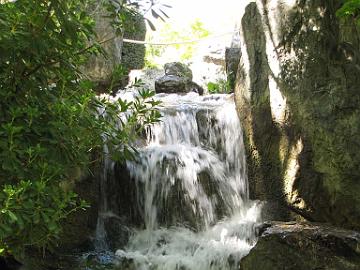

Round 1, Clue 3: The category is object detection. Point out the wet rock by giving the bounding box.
[155,75,190,94]
[116,257,136,270]
[157,170,223,230]
[240,222,360,270]
[128,69,164,91]
[198,170,228,219]
[111,162,143,227]
[187,81,204,95]
[103,216,132,250]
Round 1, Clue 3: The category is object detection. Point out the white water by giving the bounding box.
[107,92,262,270]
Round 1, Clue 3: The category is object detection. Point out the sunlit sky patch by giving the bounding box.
[150,0,250,33]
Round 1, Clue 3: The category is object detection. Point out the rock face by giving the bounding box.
[82,5,147,89]
[155,62,204,94]
[234,0,360,230]
[241,222,360,270]
[225,47,241,91]
[82,3,123,86]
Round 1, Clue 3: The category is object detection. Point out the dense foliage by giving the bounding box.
[336,0,360,24]
[0,0,160,256]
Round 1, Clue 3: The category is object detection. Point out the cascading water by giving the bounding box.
[93,91,263,270]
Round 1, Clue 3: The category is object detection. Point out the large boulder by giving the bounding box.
[155,62,203,94]
[235,0,360,230]
[241,222,360,270]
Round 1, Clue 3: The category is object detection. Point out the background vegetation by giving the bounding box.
[207,78,231,94]
[145,19,210,67]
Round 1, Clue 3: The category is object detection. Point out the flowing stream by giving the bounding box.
[91,92,262,270]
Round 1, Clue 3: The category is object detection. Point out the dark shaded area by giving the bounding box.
[21,165,102,269]
[101,162,143,250]
[0,256,23,270]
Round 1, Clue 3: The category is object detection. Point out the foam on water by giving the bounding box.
[115,202,261,270]
[107,92,262,269]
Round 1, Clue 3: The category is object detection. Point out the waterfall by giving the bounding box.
[92,91,262,270]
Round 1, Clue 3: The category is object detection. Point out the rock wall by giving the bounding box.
[235,0,360,230]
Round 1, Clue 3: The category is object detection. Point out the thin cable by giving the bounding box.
[123,30,240,46]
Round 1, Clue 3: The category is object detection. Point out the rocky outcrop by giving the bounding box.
[82,3,123,86]
[235,0,360,229]
[241,222,360,270]
[82,5,147,90]
[155,62,204,94]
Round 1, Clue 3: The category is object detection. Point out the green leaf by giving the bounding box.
[7,210,18,223]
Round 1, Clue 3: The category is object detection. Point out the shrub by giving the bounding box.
[207,79,231,94]
[0,0,160,256]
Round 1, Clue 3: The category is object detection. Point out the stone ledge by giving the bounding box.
[241,221,360,270]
